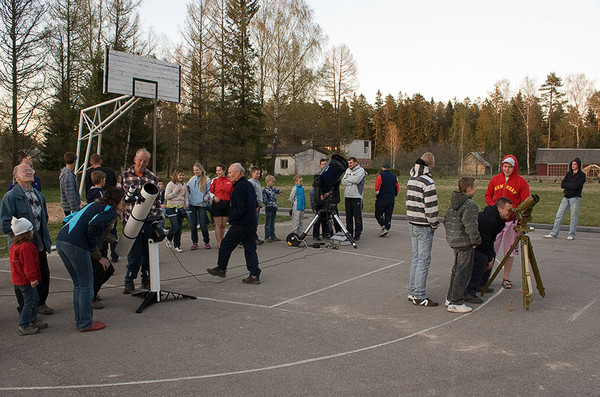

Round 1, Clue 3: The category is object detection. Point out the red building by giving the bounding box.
[535,148,600,176]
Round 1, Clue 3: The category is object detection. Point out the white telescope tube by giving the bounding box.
[115,183,159,257]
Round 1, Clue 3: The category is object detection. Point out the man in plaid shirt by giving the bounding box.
[117,148,161,294]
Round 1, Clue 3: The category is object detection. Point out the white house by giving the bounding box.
[341,139,372,168]
[268,147,328,176]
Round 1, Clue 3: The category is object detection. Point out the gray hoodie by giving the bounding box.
[444,191,481,249]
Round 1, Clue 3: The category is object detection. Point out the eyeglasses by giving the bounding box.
[21,169,35,174]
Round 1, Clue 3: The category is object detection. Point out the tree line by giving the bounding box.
[1,0,598,177]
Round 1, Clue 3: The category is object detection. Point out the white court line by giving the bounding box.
[269,261,403,308]
[194,296,269,309]
[0,289,502,391]
[567,296,599,323]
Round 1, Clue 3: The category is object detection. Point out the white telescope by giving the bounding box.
[115,183,159,257]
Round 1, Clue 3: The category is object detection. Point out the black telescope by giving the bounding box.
[313,154,347,205]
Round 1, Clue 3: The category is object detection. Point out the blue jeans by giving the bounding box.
[166,207,183,248]
[16,284,39,328]
[188,205,210,244]
[408,224,435,299]
[264,209,276,239]
[56,240,94,330]
[550,197,581,238]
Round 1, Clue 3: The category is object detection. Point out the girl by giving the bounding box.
[210,164,233,249]
[187,163,211,250]
[165,168,189,252]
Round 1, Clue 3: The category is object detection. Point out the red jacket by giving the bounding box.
[210,176,233,201]
[10,241,40,286]
[485,154,530,208]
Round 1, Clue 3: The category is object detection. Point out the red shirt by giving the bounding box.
[10,241,41,286]
[210,176,233,201]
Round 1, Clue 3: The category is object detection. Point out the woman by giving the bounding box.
[56,187,125,332]
[210,164,233,249]
[187,163,211,250]
[164,168,188,252]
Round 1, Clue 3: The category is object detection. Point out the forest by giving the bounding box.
[1,0,599,177]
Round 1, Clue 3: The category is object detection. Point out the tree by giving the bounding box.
[539,72,566,148]
[321,44,358,121]
[0,0,49,165]
[514,76,538,174]
[565,73,595,147]
[489,79,510,164]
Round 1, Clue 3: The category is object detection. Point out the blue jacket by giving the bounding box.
[229,177,257,227]
[57,202,117,253]
[0,184,52,252]
[187,175,211,206]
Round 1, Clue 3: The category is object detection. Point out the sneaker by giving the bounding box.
[37,304,54,315]
[544,234,555,239]
[567,236,574,240]
[165,239,172,248]
[407,294,415,301]
[205,243,211,249]
[265,238,272,243]
[175,247,184,253]
[447,303,473,313]
[207,267,226,278]
[464,294,483,304]
[80,320,106,332]
[29,320,48,329]
[256,239,264,245]
[412,297,439,307]
[191,243,199,250]
[92,299,105,310]
[271,237,281,242]
[242,275,260,284]
[18,325,40,336]
[141,279,150,289]
[379,227,388,237]
[123,281,135,294]
[444,298,450,307]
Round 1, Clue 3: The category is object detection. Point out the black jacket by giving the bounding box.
[228,177,258,227]
[476,205,506,262]
[561,157,586,198]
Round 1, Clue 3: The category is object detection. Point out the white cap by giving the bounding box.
[11,216,33,236]
[502,157,515,167]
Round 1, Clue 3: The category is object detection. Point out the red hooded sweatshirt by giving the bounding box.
[485,154,530,208]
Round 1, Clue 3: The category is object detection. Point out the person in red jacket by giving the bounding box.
[484,155,530,289]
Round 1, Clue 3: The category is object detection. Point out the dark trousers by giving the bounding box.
[465,250,492,296]
[92,259,115,299]
[166,207,184,248]
[16,285,38,327]
[375,198,395,230]
[217,223,261,277]
[125,221,153,282]
[345,198,363,237]
[312,206,330,238]
[447,247,474,304]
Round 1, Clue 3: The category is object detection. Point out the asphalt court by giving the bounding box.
[0,216,599,396]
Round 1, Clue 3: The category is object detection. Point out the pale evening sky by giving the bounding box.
[139,0,600,103]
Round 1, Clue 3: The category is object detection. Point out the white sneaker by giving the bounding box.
[566,236,574,240]
[407,294,415,301]
[165,239,172,248]
[544,234,555,239]
[175,247,183,253]
[447,303,472,313]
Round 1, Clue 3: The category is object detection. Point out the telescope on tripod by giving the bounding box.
[286,155,358,249]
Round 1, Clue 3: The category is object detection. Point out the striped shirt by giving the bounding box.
[406,161,439,229]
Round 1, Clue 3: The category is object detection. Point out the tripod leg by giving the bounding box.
[521,237,533,310]
[527,240,546,297]
[299,212,321,240]
[332,213,357,249]
[481,235,520,295]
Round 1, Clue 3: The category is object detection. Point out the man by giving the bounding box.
[207,163,261,284]
[84,153,117,197]
[485,155,530,290]
[7,153,42,192]
[249,166,264,245]
[312,158,330,240]
[375,163,399,237]
[59,152,81,216]
[1,163,54,315]
[117,148,161,294]
[406,152,439,307]
[341,157,366,240]
[464,198,513,303]
[545,158,586,240]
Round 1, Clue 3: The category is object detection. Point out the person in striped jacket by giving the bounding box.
[406,152,439,307]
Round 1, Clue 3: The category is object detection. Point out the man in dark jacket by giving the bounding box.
[545,157,586,240]
[464,197,513,302]
[375,163,399,237]
[207,163,261,284]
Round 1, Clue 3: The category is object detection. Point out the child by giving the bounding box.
[288,175,305,235]
[444,176,482,314]
[10,216,47,335]
[263,175,283,242]
[86,170,106,203]
[164,168,188,252]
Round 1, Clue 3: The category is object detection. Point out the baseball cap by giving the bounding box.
[502,157,515,167]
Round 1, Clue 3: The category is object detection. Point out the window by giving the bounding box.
[364,140,369,154]
[280,159,288,169]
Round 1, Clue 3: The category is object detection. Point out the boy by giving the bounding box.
[87,170,106,203]
[444,176,481,313]
[288,175,305,235]
[263,175,282,242]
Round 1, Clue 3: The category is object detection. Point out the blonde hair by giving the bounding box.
[171,168,184,184]
[265,175,275,183]
[193,162,208,191]
[294,174,303,182]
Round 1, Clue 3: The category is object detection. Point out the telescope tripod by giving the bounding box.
[286,207,357,249]
[481,225,545,310]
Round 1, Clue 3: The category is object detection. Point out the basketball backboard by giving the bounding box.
[103,48,181,103]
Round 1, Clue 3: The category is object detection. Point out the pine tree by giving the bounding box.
[539,72,566,148]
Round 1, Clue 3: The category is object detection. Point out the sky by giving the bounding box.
[139,0,600,103]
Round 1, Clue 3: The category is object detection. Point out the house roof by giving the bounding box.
[264,146,326,156]
[535,148,600,165]
[464,152,491,167]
